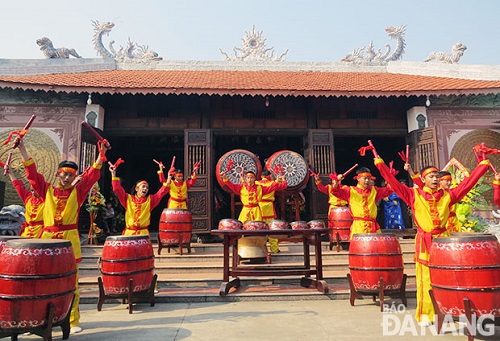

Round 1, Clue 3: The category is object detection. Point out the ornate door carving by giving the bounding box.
[406,126,438,174]
[184,129,212,234]
[306,129,335,220]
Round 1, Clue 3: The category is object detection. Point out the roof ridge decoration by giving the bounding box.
[424,43,467,64]
[220,25,288,62]
[36,37,82,59]
[341,25,406,65]
[91,20,163,63]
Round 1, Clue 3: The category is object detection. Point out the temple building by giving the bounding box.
[1,24,499,238]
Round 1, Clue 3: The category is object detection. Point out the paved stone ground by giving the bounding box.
[17,298,500,340]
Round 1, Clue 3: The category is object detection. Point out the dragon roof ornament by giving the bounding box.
[424,43,467,64]
[220,26,288,62]
[91,20,162,63]
[341,25,406,66]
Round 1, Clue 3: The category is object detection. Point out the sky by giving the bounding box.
[2,0,500,65]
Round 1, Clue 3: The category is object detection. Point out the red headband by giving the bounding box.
[59,167,77,175]
[135,180,148,188]
[355,172,372,179]
[421,167,439,178]
[440,175,452,181]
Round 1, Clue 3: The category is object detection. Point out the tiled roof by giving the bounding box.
[1,70,500,97]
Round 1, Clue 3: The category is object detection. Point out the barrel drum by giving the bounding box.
[0,239,76,329]
[429,233,500,318]
[308,220,325,230]
[290,221,308,230]
[348,233,404,292]
[159,208,193,245]
[236,221,267,259]
[218,218,243,230]
[328,206,352,242]
[268,219,289,230]
[100,235,154,294]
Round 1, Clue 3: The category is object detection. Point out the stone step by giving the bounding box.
[78,235,418,304]
[80,249,416,265]
[79,275,417,304]
[79,258,416,277]
[81,238,417,255]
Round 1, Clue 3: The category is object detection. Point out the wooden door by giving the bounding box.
[406,126,439,174]
[184,129,212,234]
[306,129,335,220]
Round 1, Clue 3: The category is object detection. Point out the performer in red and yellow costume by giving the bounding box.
[19,139,110,334]
[256,170,283,253]
[221,171,287,223]
[314,173,349,212]
[110,162,169,236]
[158,163,199,209]
[329,167,393,239]
[373,153,489,325]
[5,166,44,238]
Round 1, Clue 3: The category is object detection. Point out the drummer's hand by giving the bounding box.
[337,174,345,181]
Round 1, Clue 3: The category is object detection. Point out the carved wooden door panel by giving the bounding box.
[406,126,438,175]
[306,129,335,220]
[184,129,212,234]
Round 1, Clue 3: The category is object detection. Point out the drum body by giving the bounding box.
[265,150,309,195]
[216,149,262,191]
[348,234,404,292]
[218,218,243,230]
[243,221,267,231]
[268,219,289,230]
[0,239,76,329]
[429,233,500,318]
[328,206,353,241]
[308,220,325,229]
[238,221,268,258]
[290,221,308,230]
[159,208,192,245]
[100,235,154,295]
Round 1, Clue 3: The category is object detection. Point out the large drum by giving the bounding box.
[265,150,309,194]
[216,149,262,191]
[328,206,353,242]
[429,233,500,318]
[0,239,76,330]
[348,233,404,292]
[159,208,193,245]
[100,235,155,294]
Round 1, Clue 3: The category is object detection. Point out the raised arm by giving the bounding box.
[449,159,490,205]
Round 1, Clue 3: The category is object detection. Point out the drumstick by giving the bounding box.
[405,145,409,163]
[3,152,12,176]
[490,162,498,174]
[342,163,358,177]
[13,115,36,149]
[367,140,379,158]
